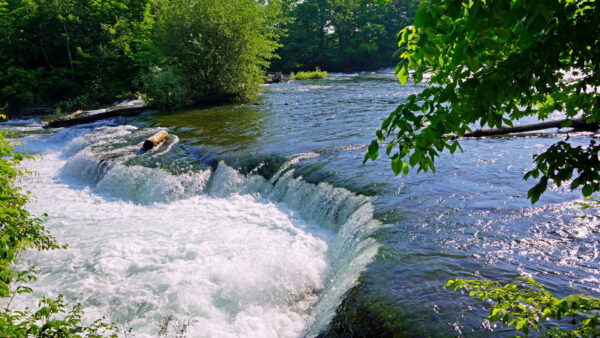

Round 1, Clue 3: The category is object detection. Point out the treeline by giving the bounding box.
[0,0,282,112]
[0,0,418,114]
[274,0,419,72]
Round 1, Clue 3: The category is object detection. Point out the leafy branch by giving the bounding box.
[446,277,600,337]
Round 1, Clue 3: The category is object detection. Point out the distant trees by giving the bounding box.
[0,0,419,112]
[272,0,420,72]
[0,0,154,113]
[0,0,285,113]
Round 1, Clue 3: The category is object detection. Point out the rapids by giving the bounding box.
[3,71,600,336]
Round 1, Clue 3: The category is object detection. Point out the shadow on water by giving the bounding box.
[143,104,269,156]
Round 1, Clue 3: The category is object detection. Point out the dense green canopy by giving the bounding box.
[0,0,154,112]
[366,0,600,203]
[272,0,419,72]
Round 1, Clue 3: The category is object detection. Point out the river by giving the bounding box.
[3,72,600,336]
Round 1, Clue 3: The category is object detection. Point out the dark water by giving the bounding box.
[6,71,600,336]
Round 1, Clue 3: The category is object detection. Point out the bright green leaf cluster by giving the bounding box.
[446,277,600,337]
[290,68,328,80]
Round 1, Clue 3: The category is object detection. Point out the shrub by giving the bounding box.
[141,65,191,110]
[152,0,283,104]
[290,68,328,80]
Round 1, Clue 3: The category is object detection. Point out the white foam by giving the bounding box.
[14,125,380,337]
[18,152,329,337]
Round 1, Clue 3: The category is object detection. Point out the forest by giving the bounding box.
[0,0,418,114]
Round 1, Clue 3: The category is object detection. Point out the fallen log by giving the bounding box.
[43,106,148,129]
[143,130,169,150]
[462,118,599,138]
[62,109,85,120]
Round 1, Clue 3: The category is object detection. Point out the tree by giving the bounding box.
[271,0,419,72]
[365,0,600,204]
[144,0,283,107]
[364,1,600,335]
[0,0,154,113]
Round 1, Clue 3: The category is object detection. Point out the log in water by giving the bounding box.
[44,106,149,129]
[143,130,169,150]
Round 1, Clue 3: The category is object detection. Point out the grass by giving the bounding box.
[290,67,328,80]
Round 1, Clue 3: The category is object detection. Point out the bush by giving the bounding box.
[141,65,191,110]
[151,0,283,104]
[290,68,328,80]
[0,0,154,112]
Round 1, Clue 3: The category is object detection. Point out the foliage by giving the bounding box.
[149,0,284,104]
[272,0,420,72]
[446,277,600,337]
[140,65,191,110]
[0,0,155,114]
[290,68,328,80]
[0,105,115,336]
[365,0,600,203]
[0,294,115,337]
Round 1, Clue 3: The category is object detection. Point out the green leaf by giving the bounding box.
[409,151,420,167]
[402,161,409,175]
[414,3,429,28]
[391,157,402,176]
[367,140,379,161]
[397,65,409,86]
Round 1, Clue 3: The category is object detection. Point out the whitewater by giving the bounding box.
[13,124,379,337]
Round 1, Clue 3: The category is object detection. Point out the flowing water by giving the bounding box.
[3,72,600,337]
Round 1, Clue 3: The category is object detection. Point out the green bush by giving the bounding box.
[151,0,283,104]
[290,68,328,80]
[141,65,191,110]
[0,0,155,113]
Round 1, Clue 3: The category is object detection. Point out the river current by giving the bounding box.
[3,72,600,336]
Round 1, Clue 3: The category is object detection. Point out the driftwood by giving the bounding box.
[143,130,169,150]
[44,106,148,129]
[462,118,599,138]
[62,109,85,120]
